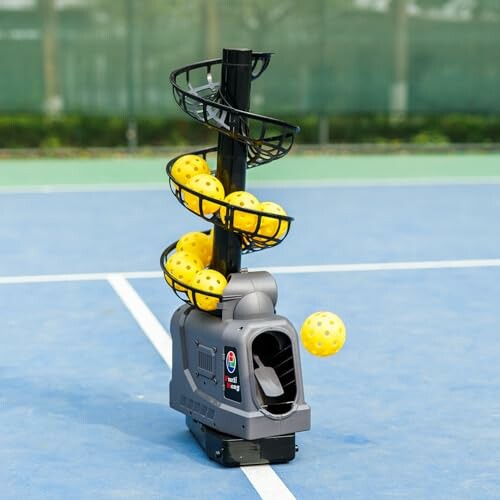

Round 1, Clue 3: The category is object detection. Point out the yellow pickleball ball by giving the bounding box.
[188,269,227,311]
[220,191,260,233]
[164,250,204,292]
[183,174,225,215]
[171,155,210,187]
[255,201,289,245]
[176,231,212,267]
[300,311,346,357]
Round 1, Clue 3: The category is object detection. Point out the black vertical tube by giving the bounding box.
[212,49,252,276]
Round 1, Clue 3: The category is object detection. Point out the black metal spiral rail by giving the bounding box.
[161,52,299,308]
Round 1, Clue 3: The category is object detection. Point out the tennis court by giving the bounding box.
[1,154,499,499]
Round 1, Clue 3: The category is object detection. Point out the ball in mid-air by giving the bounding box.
[255,201,288,245]
[220,191,260,232]
[188,269,227,311]
[165,250,204,292]
[184,174,225,215]
[300,311,346,357]
[171,155,210,187]
[176,231,212,267]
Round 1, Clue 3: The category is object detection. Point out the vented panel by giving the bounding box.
[197,344,216,379]
[180,395,215,421]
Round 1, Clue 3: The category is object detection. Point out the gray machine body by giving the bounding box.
[169,271,311,440]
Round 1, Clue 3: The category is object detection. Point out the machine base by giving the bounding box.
[186,417,297,467]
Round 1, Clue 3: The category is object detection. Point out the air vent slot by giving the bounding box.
[197,344,216,378]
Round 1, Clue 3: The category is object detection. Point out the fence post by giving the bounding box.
[126,0,138,151]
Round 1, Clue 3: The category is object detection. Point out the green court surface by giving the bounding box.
[0,154,499,188]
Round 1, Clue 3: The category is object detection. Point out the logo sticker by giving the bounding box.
[226,350,237,374]
[224,346,241,402]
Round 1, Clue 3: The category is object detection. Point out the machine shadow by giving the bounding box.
[0,373,222,467]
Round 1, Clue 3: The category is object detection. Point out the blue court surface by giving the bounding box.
[1,181,500,499]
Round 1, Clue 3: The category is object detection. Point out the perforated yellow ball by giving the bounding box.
[220,191,260,233]
[183,174,225,215]
[300,311,346,357]
[188,269,227,311]
[165,250,204,292]
[255,201,289,245]
[176,231,212,267]
[171,155,210,187]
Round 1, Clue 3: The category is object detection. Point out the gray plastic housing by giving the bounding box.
[169,271,311,440]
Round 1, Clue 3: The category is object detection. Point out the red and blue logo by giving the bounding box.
[226,350,237,374]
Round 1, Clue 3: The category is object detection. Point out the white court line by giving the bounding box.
[0,270,162,285]
[252,258,500,274]
[241,466,295,500]
[250,177,500,189]
[107,275,172,368]
[1,176,500,194]
[107,274,295,500]
[2,258,500,285]
[0,183,166,194]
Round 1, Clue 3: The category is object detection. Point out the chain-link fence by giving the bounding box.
[1,0,499,144]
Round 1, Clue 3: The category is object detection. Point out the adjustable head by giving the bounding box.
[220,271,278,321]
